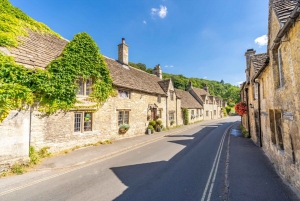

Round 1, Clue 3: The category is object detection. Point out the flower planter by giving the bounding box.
[119,128,128,134]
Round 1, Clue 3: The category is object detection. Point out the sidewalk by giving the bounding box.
[34,121,210,170]
[227,123,300,201]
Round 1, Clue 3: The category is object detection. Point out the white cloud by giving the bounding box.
[255,35,268,47]
[151,5,168,19]
[143,20,147,24]
[203,76,207,79]
[164,65,173,68]
[237,81,244,85]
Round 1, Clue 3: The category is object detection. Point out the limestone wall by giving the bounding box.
[0,110,30,171]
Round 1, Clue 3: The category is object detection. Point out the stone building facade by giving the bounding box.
[188,82,222,120]
[241,0,300,191]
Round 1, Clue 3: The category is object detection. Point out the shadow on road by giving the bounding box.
[110,122,232,201]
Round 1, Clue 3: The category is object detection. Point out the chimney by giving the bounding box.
[203,84,209,93]
[245,49,255,82]
[118,38,129,65]
[188,81,193,90]
[153,64,162,79]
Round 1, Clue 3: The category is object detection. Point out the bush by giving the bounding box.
[148,125,154,131]
[225,106,232,114]
[183,108,189,125]
[11,163,25,174]
[156,119,162,126]
[222,107,228,117]
[240,125,250,138]
[149,120,156,126]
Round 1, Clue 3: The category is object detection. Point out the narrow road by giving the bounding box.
[0,117,298,201]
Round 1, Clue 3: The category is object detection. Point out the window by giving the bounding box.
[169,112,174,121]
[206,100,209,104]
[191,110,194,119]
[214,110,216,116]
[275,110,284,150]
[278,49,284,88]
[206,111,209,117]
[197,109,199,116]
[269,109,276,145]
[74,112,92,132]
[158,109,162,118]
[200,109,203,116]
[170,90,174,101]
[157,95,161,103]
[253,83,258,100]
[77,78,93,95]
[118,110,129,125]
[118,90,130,99]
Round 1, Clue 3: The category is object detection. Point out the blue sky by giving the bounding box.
[10,0,268,86]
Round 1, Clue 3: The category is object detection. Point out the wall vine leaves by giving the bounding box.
[0,32,114,122]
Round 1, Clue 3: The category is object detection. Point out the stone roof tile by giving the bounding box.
[272,0,298,25]
[251,53,269,74]
[174,89,202,109]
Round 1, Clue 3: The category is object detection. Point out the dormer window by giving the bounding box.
[206,100,209,104]
[118,90,130,99]
[77,78,93,96]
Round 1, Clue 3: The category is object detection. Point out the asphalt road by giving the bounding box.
[0,116,298,201]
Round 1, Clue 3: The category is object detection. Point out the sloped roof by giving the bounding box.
[105,57,166,95]
[174,89,202,109]
[208,96,214,103]
[1,30,68,69]
[192,87,210,102]
[272,0,298,25]
[158,79,171,93]
[251,53,269,74]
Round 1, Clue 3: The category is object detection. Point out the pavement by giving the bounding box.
[227,123,300,201]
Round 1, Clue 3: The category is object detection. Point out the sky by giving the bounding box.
[10,0,269,86]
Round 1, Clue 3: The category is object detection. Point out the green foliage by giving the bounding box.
[225,106,232,114]
[29,146,51,165]
[0,32,114,121]
[128,61,240,105]
[240,125,250,138]
[148,125,154,131]
[183,108,189,125]
[119,124,130,130]
[0,0,61,47]
[149,120,156,126]
[156,119,162,126]
[11,163,25,174]
[222,107,228,117]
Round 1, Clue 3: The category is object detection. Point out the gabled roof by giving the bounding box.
[105,57,166,95]
[1,30,68,69]
[191,87,210,103]
[174,89,202,109]
[158,79,171,93]
[251,53,269,74]
[208,96,214,103]
[272,0,298,25]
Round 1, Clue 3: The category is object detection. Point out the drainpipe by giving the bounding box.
[29,106,33,148]
[166,96,168,128]
[176,97,178,126]
[255,80,262,147]
[245,88,251,137]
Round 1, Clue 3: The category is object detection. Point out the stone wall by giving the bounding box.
[30,89,167,153]
[0,110,30,171]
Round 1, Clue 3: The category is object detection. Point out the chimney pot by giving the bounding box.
[122,38,125,44]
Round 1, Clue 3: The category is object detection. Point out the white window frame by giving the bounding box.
[77,78,93,96]
[118,110,130,125]
[118,90,130,99]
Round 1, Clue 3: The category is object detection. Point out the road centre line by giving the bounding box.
[201,122,237,201]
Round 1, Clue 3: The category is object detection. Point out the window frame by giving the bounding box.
[170,90,174,101]
[118,90,130,99]
[117,110,130,126]
[77,78,93,96]
[74,112,93,133]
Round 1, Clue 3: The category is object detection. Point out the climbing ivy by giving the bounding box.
[0,0,61,47]
[183,108,189,125]
[0,32,115,121]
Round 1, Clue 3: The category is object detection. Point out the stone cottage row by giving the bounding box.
[240,0,300,192]
[0,33,224,169]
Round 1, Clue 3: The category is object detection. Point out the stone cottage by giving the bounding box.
[188,82,221,120]
[175,88,203,123]
[0,32,183,168]
[241,0,300,191]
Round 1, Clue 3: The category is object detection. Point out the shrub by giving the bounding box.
[149,120,156,126]
[148,125,154,131]
[225,106,232,114]
[183,108,189,125]
[119,124,130,130]
[240,125,250,138]
[222,107,228,117]
[156,119,162,126]
[11,163,25,174]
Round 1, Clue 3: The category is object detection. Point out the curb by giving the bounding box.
[32,120,205,171]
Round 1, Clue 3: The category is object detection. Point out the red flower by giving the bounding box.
[235,102,247,116]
